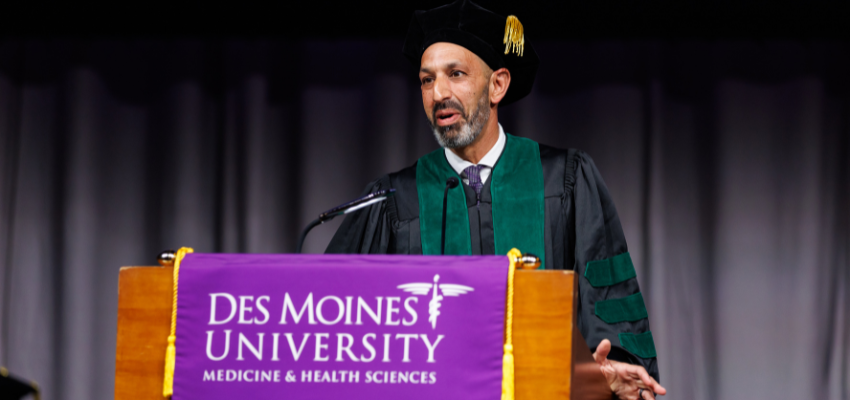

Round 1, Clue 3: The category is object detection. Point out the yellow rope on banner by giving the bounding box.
[502,248,521,400]
[163,247,194,398]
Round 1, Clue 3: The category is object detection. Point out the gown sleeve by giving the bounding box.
[572,151,660,382]
[325,176,394,254]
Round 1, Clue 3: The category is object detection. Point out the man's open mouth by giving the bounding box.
[435,109,462,126]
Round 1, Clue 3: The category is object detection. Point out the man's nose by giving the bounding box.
[432,76,451,103]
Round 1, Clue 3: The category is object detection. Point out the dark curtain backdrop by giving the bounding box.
[0,39,848,400]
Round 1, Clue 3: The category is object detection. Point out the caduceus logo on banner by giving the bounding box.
[397,275,474,329]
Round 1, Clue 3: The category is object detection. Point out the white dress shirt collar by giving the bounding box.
[444,124,506,185]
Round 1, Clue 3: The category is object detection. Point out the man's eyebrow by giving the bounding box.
[420,61,464,73]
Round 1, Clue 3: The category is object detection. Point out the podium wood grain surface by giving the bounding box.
[115,266,608,399]
[115,266,173,399]
[513,270,574,399]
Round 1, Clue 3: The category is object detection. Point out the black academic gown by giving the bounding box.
[326,144,660,381]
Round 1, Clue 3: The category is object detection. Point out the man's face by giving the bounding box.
[419,42,492,148]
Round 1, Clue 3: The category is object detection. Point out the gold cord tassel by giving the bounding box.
[163,247,194,398]
[502,248,521,400]
[503,15,525,57]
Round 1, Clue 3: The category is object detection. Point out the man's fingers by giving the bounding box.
[592,339,611,365]
[603,352,667,398]
[617,363,666,396]
[640,373,665,395]
[635,368,666,395]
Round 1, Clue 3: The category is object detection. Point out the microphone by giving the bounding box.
[441,177,460,255]
[296,189,396,253]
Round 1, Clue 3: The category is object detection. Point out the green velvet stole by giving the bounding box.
[490,135,545,266]
[416,134,545,266]
[416,147,472,256]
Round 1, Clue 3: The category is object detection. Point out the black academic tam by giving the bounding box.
[402,0,540,106]
[327,144,660,381]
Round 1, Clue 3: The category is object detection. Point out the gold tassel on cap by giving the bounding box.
[503,15,525,57]
[501,248,521,400]
[163,247,194,398]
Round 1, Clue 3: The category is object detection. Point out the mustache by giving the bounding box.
[432,99,466,120]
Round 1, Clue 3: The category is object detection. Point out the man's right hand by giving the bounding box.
[592,339,667,400]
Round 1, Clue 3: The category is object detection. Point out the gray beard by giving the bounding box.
[430,89,491,149]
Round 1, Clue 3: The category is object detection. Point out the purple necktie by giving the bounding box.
[463,165,484,205]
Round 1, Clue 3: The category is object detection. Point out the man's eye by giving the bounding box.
[451,71,464,77]
[421,77,433,85]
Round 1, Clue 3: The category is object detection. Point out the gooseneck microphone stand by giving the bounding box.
[296,189,396,253]
[441,177,460,255]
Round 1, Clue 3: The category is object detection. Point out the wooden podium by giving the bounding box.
[115,265,610,400]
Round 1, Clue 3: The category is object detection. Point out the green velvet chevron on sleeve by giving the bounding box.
[619,331,657,358]
[594,292,649,323]
[585,252,637,287]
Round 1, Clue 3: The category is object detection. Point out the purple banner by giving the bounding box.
[173,254,508,400]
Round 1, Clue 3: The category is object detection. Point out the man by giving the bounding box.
[327,1,666,399]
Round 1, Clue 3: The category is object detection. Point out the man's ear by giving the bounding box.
[489,67,511,105]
